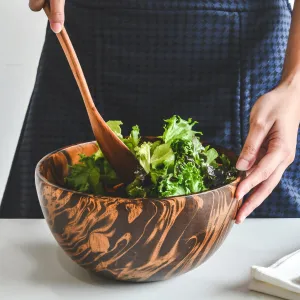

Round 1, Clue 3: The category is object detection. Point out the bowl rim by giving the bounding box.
[35,140,243,201]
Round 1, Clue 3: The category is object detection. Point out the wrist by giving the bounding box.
[280,68,300,90]
[278,70,300,123]
[281,67,300,84]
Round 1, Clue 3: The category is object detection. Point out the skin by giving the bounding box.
[235,0,300,224]
[29,0,300,222]
[29,0,65,33]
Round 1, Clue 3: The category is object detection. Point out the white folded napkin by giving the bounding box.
[249,249,300,300]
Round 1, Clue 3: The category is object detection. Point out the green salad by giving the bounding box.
[65,116,238,198]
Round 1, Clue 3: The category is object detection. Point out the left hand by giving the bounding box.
[235,81,300,224]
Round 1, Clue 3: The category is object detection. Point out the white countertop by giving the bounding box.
[0,219,299,300]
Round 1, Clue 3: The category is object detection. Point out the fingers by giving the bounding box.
[236,119,273,171]
[29,0,65,33]
[235,161,286,224]
[245,165,256,177]
[29,0,45,11]
[49,0,65,33]
[235,149,285,201]
[234,89,298,223]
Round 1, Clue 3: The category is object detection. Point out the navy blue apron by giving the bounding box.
[1,0,299,218]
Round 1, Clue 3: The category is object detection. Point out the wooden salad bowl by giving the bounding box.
[35,140,243,282]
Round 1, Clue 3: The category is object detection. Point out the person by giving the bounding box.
[0,0,299,222]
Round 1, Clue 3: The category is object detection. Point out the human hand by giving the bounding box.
[235,81,300,224]
[29,0,65,33]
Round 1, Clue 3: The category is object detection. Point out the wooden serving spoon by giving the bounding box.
[43,5,139,183]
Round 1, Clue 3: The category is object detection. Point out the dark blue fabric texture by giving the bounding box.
[1,0,299,218]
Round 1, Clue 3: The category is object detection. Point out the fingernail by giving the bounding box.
[236,158,249,171]
[238,215,246,224]
[51,22,62,33]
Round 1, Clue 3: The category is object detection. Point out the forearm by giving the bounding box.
[281,0,300,83]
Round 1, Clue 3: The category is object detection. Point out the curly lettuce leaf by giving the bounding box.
[122,125,140,153]
[100,159,119,184]
[161,115,202,144]
[156,174,185,197]
[150,167,168,185]
[180,162,206,193]
[94,120,124,158]
[146,144,174,185]
[171,139,203,164]
[205,147,219,165]
[65,154,104,194]
[94,148,104,160]
[107,120,123,139]
[156,159,205,197]
[135,142,151,174]
[151,143,175,170]
[126,178,147,198]
[150,140,161,155]
[219,153,231,168]
[66,145,119,195]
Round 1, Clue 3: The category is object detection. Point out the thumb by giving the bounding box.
[49,0,65,33]
[237,119,272,171]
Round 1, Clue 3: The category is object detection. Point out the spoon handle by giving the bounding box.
[43,5,102,121]
[42,5,139,184]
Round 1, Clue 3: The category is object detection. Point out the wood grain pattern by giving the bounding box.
[35,141,242,282]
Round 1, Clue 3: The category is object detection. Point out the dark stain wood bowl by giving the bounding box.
[35,140,243,282]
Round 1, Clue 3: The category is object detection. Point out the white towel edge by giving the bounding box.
[270,250,300,269]
[251,267,300,294]
[249,279,300,300]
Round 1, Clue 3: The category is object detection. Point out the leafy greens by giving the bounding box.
[65,115,238,198]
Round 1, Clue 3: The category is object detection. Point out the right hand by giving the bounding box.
[29,0,65,33]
